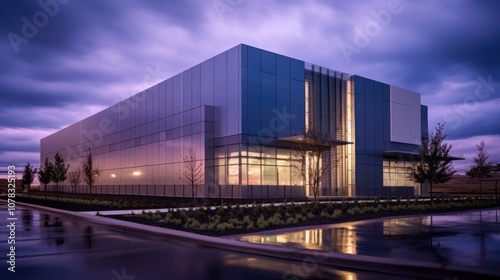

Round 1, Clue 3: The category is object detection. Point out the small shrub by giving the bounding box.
[376,204,384,212]
[300,206,309,217]
[295,214,306,222]
[247,222,254,230]
[178,210,187,221]
[285,217,295,225]
[152,213,162,221]
[217,206,225,216]
[332,209,342,219]
[236,207,245,219]
[347,206,361,216]
[307,213,315,219]
[326,203,334,215]
[242,215,252,225]
[320,210,330,218]
[191,220,201,229]
[216,223,227,231]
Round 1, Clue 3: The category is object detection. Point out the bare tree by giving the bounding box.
[22,162,37,193]
[68,168,82,193]
[466,140,495,180]
[82,148,100,195]
[408,123,457,207]
[290,128,333,203]
[179,148,204,199]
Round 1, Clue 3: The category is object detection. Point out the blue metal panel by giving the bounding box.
[356,163,366,190]
[290,79,305,135]
[183,69,192,111]
[383,85,391,149]
[146,87,153,123]
[276,55,291,137]
[192,65,201,108]
[355,93,365,153]
[261,72,277,137]
[421,105,428,136]
[165,79,173,118]
[374,82,384,153]
[241,44,248,68]
[290,58,304,81]
[365,79,375,153]
[261,50,277,74]
[227,45,240,135]
[172,75,182,115]
[241,67,248,134]
[247,46,261,136]
[214,52,227,137]
[200,59,214,106]
[353,75,364,95]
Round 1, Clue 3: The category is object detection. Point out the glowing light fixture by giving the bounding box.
[132,171,142,176]
[111,174,116,178]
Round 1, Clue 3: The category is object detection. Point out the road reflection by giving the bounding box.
[238,208,500,269]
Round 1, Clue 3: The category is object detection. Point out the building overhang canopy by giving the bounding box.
[278,136,352,146]
[383,150,465,161]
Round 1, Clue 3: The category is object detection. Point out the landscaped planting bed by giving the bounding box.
[110,196,500,236]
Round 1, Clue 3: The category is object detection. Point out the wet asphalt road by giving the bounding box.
[239,208,500,270]
[0,203,421,280]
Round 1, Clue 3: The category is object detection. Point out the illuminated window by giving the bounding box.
[382,159,417,187]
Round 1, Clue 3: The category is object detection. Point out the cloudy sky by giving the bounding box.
[1,0,499,176]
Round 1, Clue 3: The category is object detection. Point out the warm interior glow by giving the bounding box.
[111,174,116,178]
[132,171,142,176]
[305,81,309,130]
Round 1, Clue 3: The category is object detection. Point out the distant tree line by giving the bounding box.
[23,148,99,197]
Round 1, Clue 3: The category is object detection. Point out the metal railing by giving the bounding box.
[39,184,306,200]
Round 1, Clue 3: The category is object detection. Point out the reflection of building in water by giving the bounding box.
[383,217,428,238]
[240,226,357,254]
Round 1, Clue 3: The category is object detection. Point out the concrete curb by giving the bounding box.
[6,201,500,279]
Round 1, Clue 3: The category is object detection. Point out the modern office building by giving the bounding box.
[40,44,428,198]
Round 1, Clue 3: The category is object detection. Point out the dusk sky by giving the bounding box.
[1,0,499,176]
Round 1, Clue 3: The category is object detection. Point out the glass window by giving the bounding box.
[277,148,290,159]
[241,164,248,185]
[262,165,277,185]
[277,166,291,185]
[217,165,226,185]
[227,165,239,185]
[227,144,239,157]
[247,165,261,185]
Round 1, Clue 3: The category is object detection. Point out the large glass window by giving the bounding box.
[383,159,417,187]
